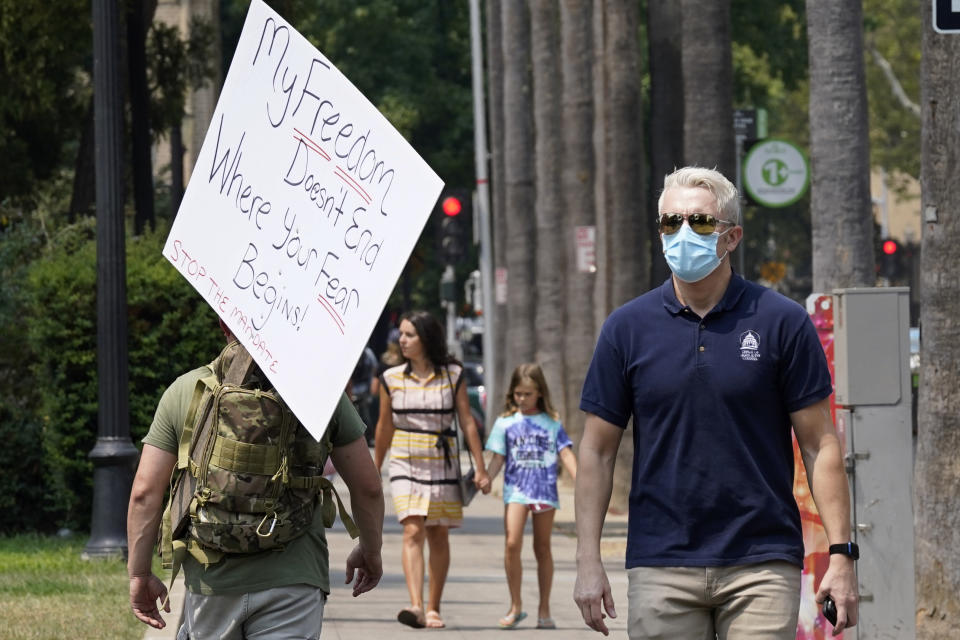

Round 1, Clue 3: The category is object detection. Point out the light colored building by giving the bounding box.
[153,0,222,188]
[871,169,921,246]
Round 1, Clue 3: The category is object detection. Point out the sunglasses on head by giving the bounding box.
[658,212,734,236]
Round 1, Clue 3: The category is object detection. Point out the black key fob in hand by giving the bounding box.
[822,595,838,626]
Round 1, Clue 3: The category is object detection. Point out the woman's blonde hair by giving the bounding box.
[501,363,559,420]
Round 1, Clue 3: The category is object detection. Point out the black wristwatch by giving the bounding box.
[829,542,860,560]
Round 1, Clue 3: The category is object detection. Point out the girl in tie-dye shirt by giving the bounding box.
[485,363,577,630]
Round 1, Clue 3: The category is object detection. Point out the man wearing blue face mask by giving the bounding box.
[573,167,859,639]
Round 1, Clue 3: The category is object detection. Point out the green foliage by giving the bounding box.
[732,0,807,107]
[21,221,223,532]
[146,17,218,138]
[0,0,91,199]
[863,0,921,187]
[0,183,222,532]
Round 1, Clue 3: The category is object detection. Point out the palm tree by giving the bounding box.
[806,0,874,291]
[647,0,684,287]
[530,0,566,419]
[501,0,537,365]
[602,0,646,309]
[560,0,596,443]
[681,0,734,180]
[592,0,646,512]
[486,0,509,416]
[915,4,960,637]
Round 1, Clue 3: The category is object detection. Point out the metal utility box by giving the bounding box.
[833,288,911,406]
[832,287,914,640]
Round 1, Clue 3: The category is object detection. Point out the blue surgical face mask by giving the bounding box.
[662,224,730,283]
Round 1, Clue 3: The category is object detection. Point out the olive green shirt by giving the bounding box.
[143,365,366,595]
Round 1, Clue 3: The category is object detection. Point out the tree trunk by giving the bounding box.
[501,0,537,366]
[603,0,646,309]
[127,0,155,235]
[806,0,874,292]
[69,98,97,220]
[915,5,960,637]
[647,0,684,287]
[560,0,596,444]
[530,0,566,420]
[598,0,645,514]
[486,0,509,418]
[681,0,734,180]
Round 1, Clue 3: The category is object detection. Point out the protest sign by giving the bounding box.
[163,0,443,440]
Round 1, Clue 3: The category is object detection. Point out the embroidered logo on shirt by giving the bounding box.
[739,330,761,361]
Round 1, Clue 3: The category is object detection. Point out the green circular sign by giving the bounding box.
[743,139,810,208]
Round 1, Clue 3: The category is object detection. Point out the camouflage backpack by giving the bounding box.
[159,340,358,583]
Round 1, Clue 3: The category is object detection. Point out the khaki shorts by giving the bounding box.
[177,584,326,640]
[627,561,801,640]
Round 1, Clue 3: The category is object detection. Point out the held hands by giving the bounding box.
[815,556,859,635]
[474,468,492,494]
[574,559,617,636]
[345,544,383,597]
[129,574,170,629]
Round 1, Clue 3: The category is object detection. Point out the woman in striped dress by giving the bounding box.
[374,311,490,629]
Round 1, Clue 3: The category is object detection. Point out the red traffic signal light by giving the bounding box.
[442,196,462,217]
[882,239,898,255]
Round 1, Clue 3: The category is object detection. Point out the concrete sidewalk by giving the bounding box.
[147,457,630,638]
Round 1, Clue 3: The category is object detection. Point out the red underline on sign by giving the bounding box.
[335,165,372,204]
[293,128,331,161]
[316,295,345,334]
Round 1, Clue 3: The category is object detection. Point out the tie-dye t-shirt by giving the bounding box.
[485,411,573,508]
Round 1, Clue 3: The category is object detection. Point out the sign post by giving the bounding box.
[164,0,443,440]
[733,108,768,274]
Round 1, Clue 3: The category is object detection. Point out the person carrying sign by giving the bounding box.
[127,320,384,639]
[574,167,859,638]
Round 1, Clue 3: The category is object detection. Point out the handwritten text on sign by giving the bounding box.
[164,0,443,440]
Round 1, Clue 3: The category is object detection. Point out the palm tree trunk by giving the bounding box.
[806,0,874,291]
[530,0,566,421]
[501,0,537,366]
[647,0,684,287]
[915,6,960,637]
[560,0,596,444]
[596,0,645,513]
[681,0,734,180]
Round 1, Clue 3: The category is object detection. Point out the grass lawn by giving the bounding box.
[0,533,160,640]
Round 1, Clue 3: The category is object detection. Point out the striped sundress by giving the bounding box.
[382,362,464,527]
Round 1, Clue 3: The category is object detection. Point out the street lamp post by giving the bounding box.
[84,0,139,558]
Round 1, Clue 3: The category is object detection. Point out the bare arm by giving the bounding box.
[559,446,577,481]
[574,413,623,636]
[126,445,176,629]
[456,381,491,493]
[793,397,858,634]
[373,384,395,471]
[331,436,385,597]
[486,452,505,482]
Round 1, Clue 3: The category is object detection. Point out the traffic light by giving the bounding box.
[435,188,471,264]
[880,238,902,281]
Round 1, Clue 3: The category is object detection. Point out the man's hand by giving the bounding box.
[129,574,170,629]
[574,558,617,635]
[345,544,383,597]
[815,556,859,635]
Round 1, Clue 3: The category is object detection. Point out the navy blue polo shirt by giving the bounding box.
[580,274,832,569]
